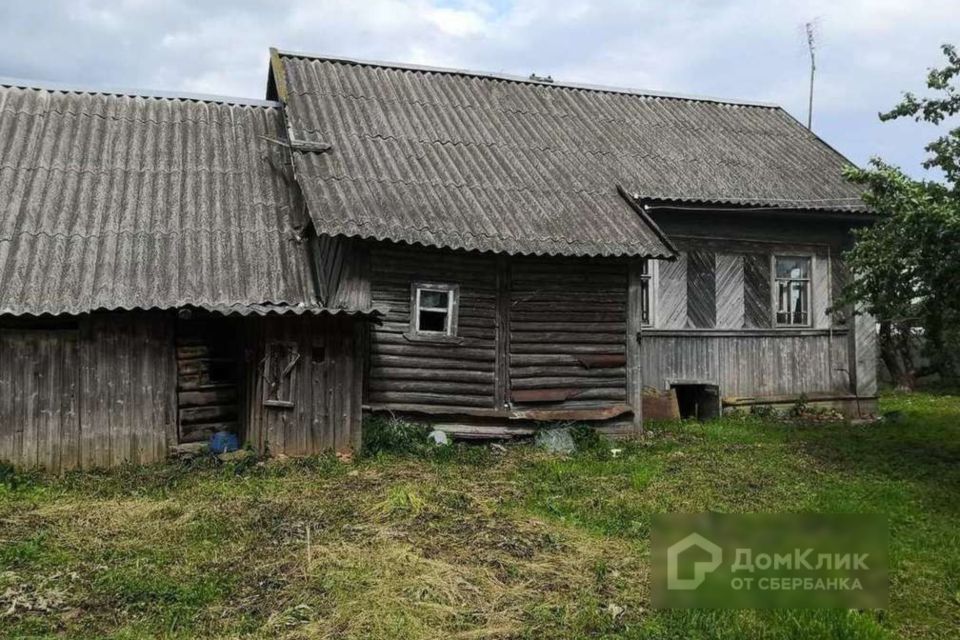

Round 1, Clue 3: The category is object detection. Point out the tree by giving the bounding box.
[842,45,960,389]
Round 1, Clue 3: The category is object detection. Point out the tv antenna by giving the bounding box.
[805,21,816,130]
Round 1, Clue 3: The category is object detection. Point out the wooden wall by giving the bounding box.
[0,312,177,472]
[640,332,851,398]
[509,256,628,409]
[241,314,363,455]
[364,213,877,423]
[366,243,633,417]
[642,211,877,404]
[367,245,499,409]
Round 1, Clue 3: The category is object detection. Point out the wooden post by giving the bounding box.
[627,260,644,435]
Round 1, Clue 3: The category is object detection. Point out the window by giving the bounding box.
[411,283,459,337]
[774,256,812,326]
[639,259,654,326]
[263,341,299,407]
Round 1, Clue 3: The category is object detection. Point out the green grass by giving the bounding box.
[1,391,958,638]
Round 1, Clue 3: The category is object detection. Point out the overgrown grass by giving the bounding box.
[1,392,958,638]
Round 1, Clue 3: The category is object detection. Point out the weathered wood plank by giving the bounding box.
[370,368,493,383]
[686,250,716,328]
[510,365,625,379]
[743,254,772,329]
[657,253,687,329]
[715,254,745,329]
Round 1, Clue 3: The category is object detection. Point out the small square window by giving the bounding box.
[774,256,812,327]
[411,283,459,338]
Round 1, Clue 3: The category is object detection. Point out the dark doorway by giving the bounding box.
[176,314,241,444]
[672,383,720,421]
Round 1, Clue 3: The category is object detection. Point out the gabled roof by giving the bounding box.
[0,79,326,316]
[269,50,866,258]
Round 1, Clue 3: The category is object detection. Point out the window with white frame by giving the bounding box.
[774,256,812,326]
[639,259,654,326]
[411,283,459,337]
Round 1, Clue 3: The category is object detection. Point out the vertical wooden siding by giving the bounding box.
[242,314,362,455]
[509,257,628,407]
[368,245,498,408]
[0,312,177,472]
[0,328,78,471]
[640,333,851,397]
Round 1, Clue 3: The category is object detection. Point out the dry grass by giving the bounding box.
[0,455,646,639]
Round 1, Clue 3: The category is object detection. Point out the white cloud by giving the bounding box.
[0,0,956,176]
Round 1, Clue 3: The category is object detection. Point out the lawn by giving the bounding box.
[1,391,958,639]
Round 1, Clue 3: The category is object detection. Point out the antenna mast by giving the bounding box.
[805,21,816,130]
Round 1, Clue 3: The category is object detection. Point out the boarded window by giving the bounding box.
[743,254,772,328]
[263,342,299,408]
[774,256,812,327]
[411,283,459,337]
[686,251,716,328]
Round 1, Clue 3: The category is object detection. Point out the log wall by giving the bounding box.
[0,312,177,472]
[176,316,241,443]
[509,256,629,409]
[368,245,498,409]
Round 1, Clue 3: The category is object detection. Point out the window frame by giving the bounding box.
[639,259,657,328]
[408,282,460,342]
[262,341,300,408]
[771,254,813,328]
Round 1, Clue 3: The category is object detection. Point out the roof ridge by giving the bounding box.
[0,76,280,108]
[273,48,782,109]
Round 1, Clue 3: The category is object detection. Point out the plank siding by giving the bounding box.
[241,314,362,456]
[715,254,745,329]
[509,257,628,408]
[314,234,373,311]
[79,313,177,469]
[368,245,498,408]
[686,251,716,328]
[743,253,773,329]
[641,332,850,398]
[658,254,688,328]
[0,312,176,472]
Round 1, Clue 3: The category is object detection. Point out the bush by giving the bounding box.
[0,461,34,490]
[361,415,431,456]
[569,423,611,455]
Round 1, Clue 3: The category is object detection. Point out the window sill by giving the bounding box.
[403,332,464,345]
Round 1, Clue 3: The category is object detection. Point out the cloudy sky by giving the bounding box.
[1,1,956,178]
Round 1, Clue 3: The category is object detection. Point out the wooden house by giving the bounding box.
[0,50,877,470]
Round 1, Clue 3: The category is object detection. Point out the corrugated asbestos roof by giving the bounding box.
[0,80,324,316]
[273,51,866,257]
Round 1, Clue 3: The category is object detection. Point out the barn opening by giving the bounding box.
[671,383,720,421]
[175,313,241,445]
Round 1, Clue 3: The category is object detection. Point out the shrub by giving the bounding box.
[361,415,431,456]
[0,461,34,490]
[570,423,609,453]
